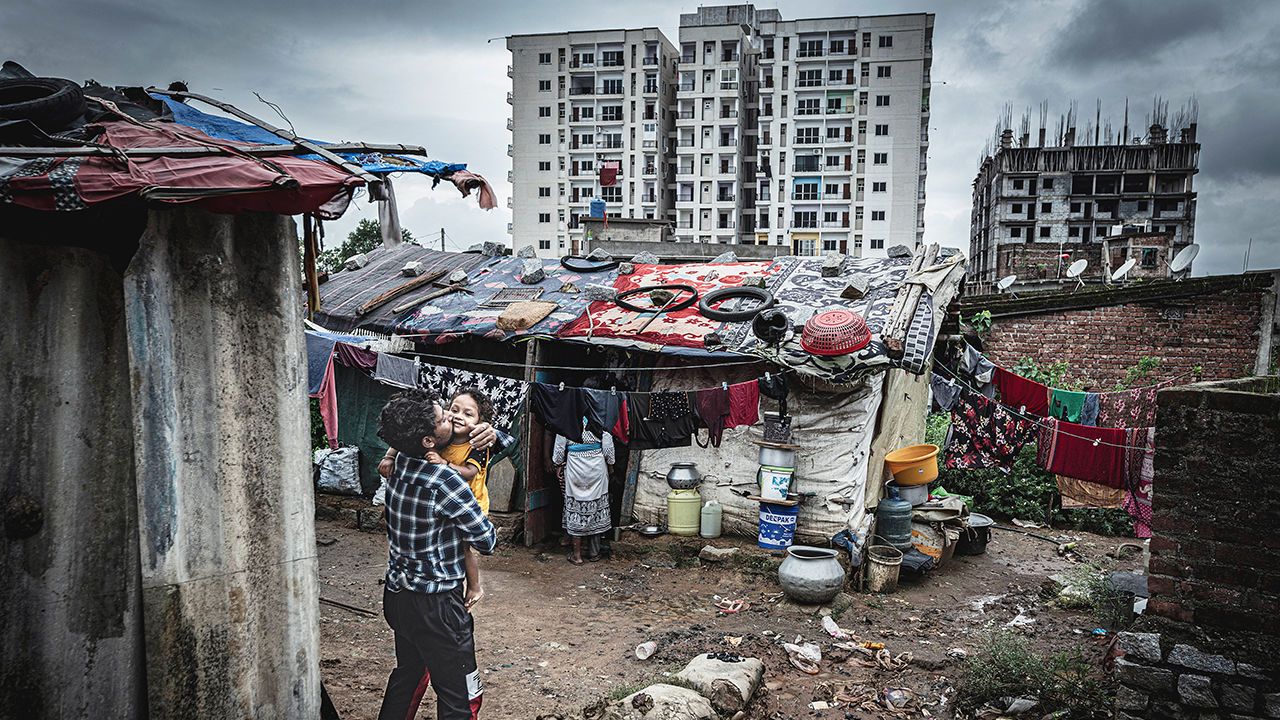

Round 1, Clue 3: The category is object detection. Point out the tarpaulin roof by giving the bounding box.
[315,247,967,383]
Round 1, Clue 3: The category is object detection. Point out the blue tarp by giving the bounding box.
[156,96,452,176]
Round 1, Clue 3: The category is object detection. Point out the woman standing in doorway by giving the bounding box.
[553,420,616,565]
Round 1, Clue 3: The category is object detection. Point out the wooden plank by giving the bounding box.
[355,269,447,316]
[618,368,654,525]
[0,142,429,159]
[302,214,320,315]
[521,340,546,547]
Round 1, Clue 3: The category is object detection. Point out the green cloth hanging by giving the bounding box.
[1049,388,1087,422]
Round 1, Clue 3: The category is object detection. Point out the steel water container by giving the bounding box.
[875,486,914,551]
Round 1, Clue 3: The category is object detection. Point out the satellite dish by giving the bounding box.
[1111,258,1137,281]
[1066,259,1088,278]
[1170,244,1200,273]
[997,275,1018,291]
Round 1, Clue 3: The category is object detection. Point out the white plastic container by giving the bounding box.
[700,500,723,539]
[758,465,794,501]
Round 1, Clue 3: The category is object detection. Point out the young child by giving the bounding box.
[424,388,494,610]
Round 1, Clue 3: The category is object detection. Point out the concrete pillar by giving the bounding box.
[0,240,145,718]
[123,208,319,718]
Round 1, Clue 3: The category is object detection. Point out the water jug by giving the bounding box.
[875,486,914,551]
[667,488,701,536]
[700,500,722,539]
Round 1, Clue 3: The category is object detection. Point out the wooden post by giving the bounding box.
[303,214,320,315]
[521,339,542,547]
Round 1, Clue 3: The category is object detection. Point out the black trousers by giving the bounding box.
[378,586,481,720]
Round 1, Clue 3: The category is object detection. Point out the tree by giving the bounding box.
[315,219,415,273]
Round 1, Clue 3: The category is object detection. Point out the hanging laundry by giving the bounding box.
[993,366,1050,416]
[1036,418,1128,489]
[374,353,420,389]
[419,363,528,430]
[1056,475,1124,509]
[694,386,731,448]
[1097,382,1165,428]
[448,169,497,210]
[583,388,622,436]
[960,345,996,384]
[627,392,694,450]
[726,380,760,428]
[530,383,590,443]
[648,390,693,421]
[1049,388,1087,422]
[305,332,342,449]
[612,396,630,443]
[1081,392,1101,427]
[758,373,789,417]
[930,373,961,412]
[943,389,1037,470]
[334,342,377,371]
[1123,427,1155,538]
[599,160,620,187]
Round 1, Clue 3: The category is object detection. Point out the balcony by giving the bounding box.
[597,85,624,96]
[507,170,514,183]
[719,82,739,91]
[721,53,740,63]
[794,136,821,145]
[795,49,825,59]
[795,107,822,116]
[676,110,694,119]
[822,220,844,228]
[797,79,824,88]
[719,138,738,147]
[507,197,514,209]
[598,140,624,149]
[506,91,513,104]
[643,165,657,175]
[678,82,696,91]
[569,87,594,96]
[827,105,852,115]
[601,58,624,68]
[677,193,694,202]
[720,109,739,119]
[506,65,513,77]
[507,143,513,156]
[599,114,623,123]
[716,194,736,202]
[643,83,658,93]
[643,56,660,66]
[792,193,820,202]
[506,118,514,130]
[758,135,773,146]
[677,219,694,228]
[679,54,695,63]
[718,165,738,175]
[677,165,693,174]
[642,140,657,149]
[642,193,657,203]
[717,220,737,229]
[677,139,696,148]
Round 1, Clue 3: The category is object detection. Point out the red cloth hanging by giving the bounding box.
[310,354,339,450]
[1036,418,1127,488]
[993,366,1050,416]
[726,380,761,428]
[599,161,620,187]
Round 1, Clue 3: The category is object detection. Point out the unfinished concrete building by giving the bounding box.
[969,102,1200,293]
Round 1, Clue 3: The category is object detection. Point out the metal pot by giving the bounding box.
[778,546,846,604]
[666,462,702,490]
[758,446,796,468]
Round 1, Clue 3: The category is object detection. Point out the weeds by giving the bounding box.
[958,631,1113,719]
[1061,562,1134,631]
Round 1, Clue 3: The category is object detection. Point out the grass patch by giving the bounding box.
[731,551,782,577]
[1061,562,1134,631]
[958,631,1113,719]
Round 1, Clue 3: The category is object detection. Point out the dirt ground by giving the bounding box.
[318,517,1139,719]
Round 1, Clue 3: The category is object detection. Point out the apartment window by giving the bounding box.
[1012,178,1024,190]
[580,52,595,65]
[871,210,885,221]
[538,161,551,171]
[878,35,893,48]
[539,106,551,117]
[797,98,820,116]
[870,238,885,249]
[862,32,871,49]
[825,183,840,196]
[539,238,551,249]
[823,211,838,224]
[1011,203,1022,213]
[877,65,891,78]
[538,80,551,92]
[872,181,887,192]
[1039,226,1051,238]
[1042,178,1054,189]
[830,39,845,54]
[538,133,551,144]
[794,155,819,172]
[828,69,844,83]
[1041,202,1051,213]
[538,213,551,223]
[875,95,890,107]
[825,154,842,168]
[798,39,823,57]
[1137,200,1149,211]
[860,64,870,79]
[793,211,817,228]
[874,123,889,136]
[798,69,822,87]
[859,92,868,107]
[794,182,819,200]
[873,152,888,164]
[1141,248,1159,268]
[579,107,594,120]
[600,106,622,121]
[1068,227,1080,237]
[1010,227,1022,238]
[601,79,622,94]
[1070,202,1082,213]
[538,52,551,65]
[796,127,819,145]
[538,187,551,197]
[826,126,841,139]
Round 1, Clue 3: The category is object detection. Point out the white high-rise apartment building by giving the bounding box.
[508,6,933,259]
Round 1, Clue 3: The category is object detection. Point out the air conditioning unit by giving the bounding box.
[810,149,822,155]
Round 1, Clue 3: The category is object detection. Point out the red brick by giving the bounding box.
[1147,598,1193,623]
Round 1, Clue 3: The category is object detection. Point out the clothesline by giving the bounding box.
[933,363,1154,451]
[398,350,769,374]
[964,342,1194,395]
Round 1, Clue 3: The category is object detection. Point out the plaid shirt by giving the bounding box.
[384,453,497,594]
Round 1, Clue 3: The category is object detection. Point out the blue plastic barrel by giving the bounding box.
[758,502,800,549]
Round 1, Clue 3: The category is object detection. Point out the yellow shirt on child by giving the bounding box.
[442,442,489,515]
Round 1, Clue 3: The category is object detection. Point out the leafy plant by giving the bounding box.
[315,218,416,273]
[958,631,1114,719]
[1114,357,1161,391]
[310,398,328,451]
[1062,562,1135,631]
[966,309,993,337]
[1012,357,1079,390]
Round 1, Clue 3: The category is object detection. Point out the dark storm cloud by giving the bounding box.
[1051,0,1238,70]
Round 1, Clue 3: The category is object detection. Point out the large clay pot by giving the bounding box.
[777,546,846,604]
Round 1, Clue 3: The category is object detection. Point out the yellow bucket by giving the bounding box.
[884,444,939,486]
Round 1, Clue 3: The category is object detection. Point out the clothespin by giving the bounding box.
[610,386,617,395]
[722,381,729,391]
[559,381,565,391]
[765,372,772,382]
[1020,405,1026,413]
[1092,438,1100,447]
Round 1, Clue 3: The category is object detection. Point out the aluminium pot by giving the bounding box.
[666,462,701,490]
[777,546,846,604]
[758,445,796,468]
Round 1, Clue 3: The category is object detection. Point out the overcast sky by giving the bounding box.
[3,0,1276,275]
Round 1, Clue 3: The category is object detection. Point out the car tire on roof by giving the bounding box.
[0,77,86,133]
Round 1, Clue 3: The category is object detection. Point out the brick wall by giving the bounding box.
[1112,377,1280,720]
[979,280,1272,386]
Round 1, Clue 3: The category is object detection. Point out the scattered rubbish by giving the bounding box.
[1010,518,1042,529]
[883,687,916,709]
[862,641,885,650]
[946,647,968,660]
[782,641,822,675]
[1005,611,1036,628]
[875,649,913,671]
[1133,597,1148,614]
[319,596,376,617]
[724,636,743,647]
[969,594,1005,613]
[704,651,744,663]
[822,615,852,641]
[1091,628,1108,636]
[976,696,1039,719]
[635,641,657,661]
[558,282,580,294]
[714,598,749,614]
[809,701,831,710]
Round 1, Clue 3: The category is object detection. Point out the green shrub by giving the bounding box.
[926,413,1132,536]
[959,631,1113,719]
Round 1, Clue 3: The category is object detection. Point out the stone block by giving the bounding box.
[1221,683,1257,713]
[1238,663,1269,680]
[1178,674,1218,709]
[343,252,369,270]
[517,245,538,259]
[558,282,580,294]
[630,250,660,264]
[741,275,767,288]
[356,506,385,533]
[1264,693,1280,718]
[649,288,674,306]
[710,250,738,264]
[841,276,870,300]
[886,244,913,259]
[604,684,714,720]
[586,248,613,262]
[1116,658,1175,692]
[447,269,470,285]
[519,258,545,285]
[699,546,739,563]
[401,260,425,276]
[674,654,765,713]
[821,252,845,278]
[618,262,635,275]
[703,332,723,349]
[1118,632,1164,663]
[1116,685,1150,712]
[583,284,617,302]
[475,241,505,257]
[1170,645,1236,675]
